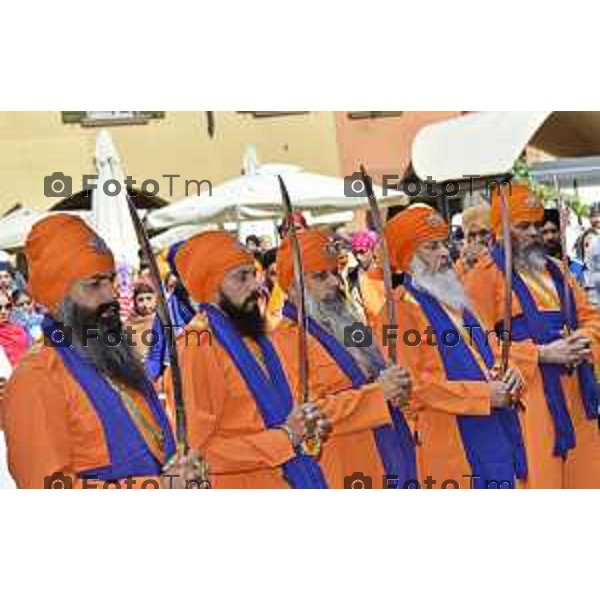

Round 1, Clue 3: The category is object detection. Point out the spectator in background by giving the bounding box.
[575,228,600,307]
[589,202,600,233]
[245,235,261,254]
[0,290,27,369]
[277,211,308,240]
[259,235,273,251]
[541,209,562,259]
[11,290,44,345]
[455,204,492,276]
[347,230,385,327]
[0,262,16,295]
[126,282,158,361]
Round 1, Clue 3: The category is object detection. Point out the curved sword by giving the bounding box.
[360,165,397,364]
[124,195,188,451]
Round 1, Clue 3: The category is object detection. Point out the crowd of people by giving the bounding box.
[1,182,600,488]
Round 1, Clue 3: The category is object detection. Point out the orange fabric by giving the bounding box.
[1,344,165,488]
[465,254,600,488]
[26,214,115,312]
[358,269,386,330]
[277,229,337,291]
[384,205,448,272]
[490,183,545,236]
[265,282,287,331]
[179,315,392,488]
[374,288,493,488]
[175,231,254,303]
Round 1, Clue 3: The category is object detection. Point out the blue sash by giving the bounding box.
[491,246,599,458]
[42,316,176,481]
[404,277,528,488]
[282,302,417,488]
[198,304,328,489]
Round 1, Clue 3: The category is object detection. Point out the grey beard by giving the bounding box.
[514,242,547,274]
[55,297,148,392]
[304,290,385,381]
[410,256,471,312]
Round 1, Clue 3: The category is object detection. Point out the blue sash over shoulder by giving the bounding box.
[404,277,528,488]
[282,302,417,488]
[198,304,328,489]
[42,316,176,481]
[491,245,599,458]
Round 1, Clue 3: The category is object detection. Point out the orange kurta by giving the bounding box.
[1,343,166,489]
[179,314,392,489]
[357,269,386,330]
[375,289,494,488]
[465,254,600,489]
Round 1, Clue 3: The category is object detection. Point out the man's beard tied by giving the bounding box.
[410,255,471,312]
[218,291,265,340]
[305,289,385,381]
[56,297,148,392]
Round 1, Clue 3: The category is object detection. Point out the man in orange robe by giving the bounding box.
[377,205,526,489]
[175,231,410,488]
[464,184,600,488]
[276,229,415,488]
[1,215,180,489]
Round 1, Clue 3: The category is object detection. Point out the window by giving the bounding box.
[347,111,404,120]
[61,111,165,126]
[236,111,310,118]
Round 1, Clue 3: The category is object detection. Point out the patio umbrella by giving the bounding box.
[147,153,405,231]
[91,130,139,271]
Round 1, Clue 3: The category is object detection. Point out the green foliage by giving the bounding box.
[512,158,589,218]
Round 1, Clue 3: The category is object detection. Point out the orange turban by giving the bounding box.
[490,183,544,235]
[175,231,254,303]
[384,205,448,272]
[277,229,338,291]
[25,214,115,312]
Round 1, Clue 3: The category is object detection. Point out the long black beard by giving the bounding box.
[56,298,148,392]
[218,291,265,340]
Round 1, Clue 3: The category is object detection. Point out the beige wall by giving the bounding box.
[0,111,342,214]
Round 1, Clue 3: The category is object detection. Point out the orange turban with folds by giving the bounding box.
[277,229,338,291]
[384,205,448,272]
[175,231,254,303]
[490,183,544,235]
[26,214,115,312]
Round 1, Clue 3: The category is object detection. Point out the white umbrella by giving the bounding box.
[0,207,46,250]
[147,159,405,231]
[91,130,139,271]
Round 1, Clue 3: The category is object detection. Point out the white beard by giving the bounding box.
[304,290,384,380]
[514,243,547,275]
[410,255,471,312]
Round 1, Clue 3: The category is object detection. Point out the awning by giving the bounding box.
[412,111,600,182]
